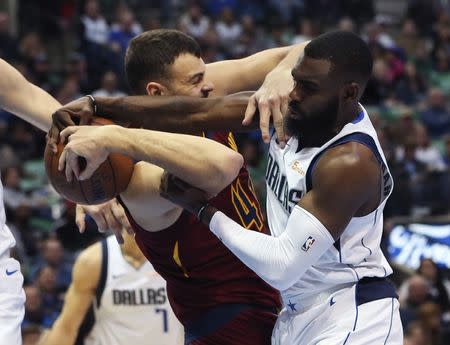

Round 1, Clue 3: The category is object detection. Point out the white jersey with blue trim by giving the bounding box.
[266,105,394,307]
[0,177,15,261]
[85,236,183,345]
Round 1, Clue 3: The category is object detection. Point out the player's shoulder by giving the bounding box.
[313,141,380,189]
[72,241,102,289]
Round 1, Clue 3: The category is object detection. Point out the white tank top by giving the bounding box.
[0,177,15,261]
[266,105,394,306]
[85,236,183,345]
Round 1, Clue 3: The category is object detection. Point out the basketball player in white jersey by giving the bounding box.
[0,59,61,345]
[39,231,183,345]
[186,31,404,344]
[0,59,134,345]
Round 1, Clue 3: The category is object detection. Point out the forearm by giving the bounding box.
[111,126,243,194]
[38,322,77,345]
[262,41,309,87]
[275,41,309,72]
[204,205,334,291]
[0,59,60,131]
[95,91,256,133]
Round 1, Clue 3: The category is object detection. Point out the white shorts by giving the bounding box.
[0,257,25,345]
[272,283,403,345]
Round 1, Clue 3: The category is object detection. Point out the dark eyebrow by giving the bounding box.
[188,72,204,83]
[291,71,319,86]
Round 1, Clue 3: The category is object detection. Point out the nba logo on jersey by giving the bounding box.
[301,236,315,252]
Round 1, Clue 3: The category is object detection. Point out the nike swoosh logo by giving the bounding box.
[112,274,123,279]
[6,269,18,276]
[330,297,336,306]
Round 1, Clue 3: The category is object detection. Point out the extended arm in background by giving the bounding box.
[38,243,101,345]
[0,59,61,131]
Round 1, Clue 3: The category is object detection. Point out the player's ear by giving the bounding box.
[342,82,359,101]
[146,82,166,96]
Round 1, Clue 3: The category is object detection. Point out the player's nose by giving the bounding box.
[201,81,214,97]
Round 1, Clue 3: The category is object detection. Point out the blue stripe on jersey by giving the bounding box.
[96,239,108,308]
[355,277,398,306]
[383,298,395,345]
[351,111,365,124]
[305,131,384,192]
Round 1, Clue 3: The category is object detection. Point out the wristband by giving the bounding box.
[197,203,210,221]
[86,95,97,115]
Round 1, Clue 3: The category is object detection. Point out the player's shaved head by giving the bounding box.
[304,30,373,86]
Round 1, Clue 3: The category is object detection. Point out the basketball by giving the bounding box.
[44,117,134,205]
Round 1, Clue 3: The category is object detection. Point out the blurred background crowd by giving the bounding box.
[0,1,449,344]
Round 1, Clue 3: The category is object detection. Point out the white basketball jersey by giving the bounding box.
[266,105,394,307]
[85,236,183,345]
[0,178,15,261]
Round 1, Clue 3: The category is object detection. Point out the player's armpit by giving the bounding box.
[39,244,101,345]
[120,162,183,232]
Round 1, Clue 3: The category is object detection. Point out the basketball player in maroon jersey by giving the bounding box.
[53,29,307,344]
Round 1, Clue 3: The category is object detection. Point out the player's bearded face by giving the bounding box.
[285,94,339,139]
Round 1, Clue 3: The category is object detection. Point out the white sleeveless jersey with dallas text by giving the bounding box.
[85,236,183,345]
[266,105,394,307]
[0,177,15,260]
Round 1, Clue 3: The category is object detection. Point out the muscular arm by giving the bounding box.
[61,125,244,230]
[173,143,381,290]
[53,43,309,135]
[39,243,100,345]
[207,42,308,96]
[0,59,61,131]
[95,91,255,133]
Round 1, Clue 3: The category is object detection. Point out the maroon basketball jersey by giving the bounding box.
[127,132,280,324]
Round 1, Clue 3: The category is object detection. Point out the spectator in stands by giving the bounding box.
[53,202,101,253]
[430,49,450,95]
[92,71,126,98]
[0,12,17,60]
[56,76,82,104]
[22,285,55,329]
[415,125,446,172]
[291,19,316,45]
[395,61,427,105]
[362,58,393,105]
[109,8,142,56]
[417,302,445,345]
[444,135,450,166]
[396,19,426,59]
[34,266,63,323]
[31,238,72,292]
[215,7,242,57]
[18,32,49,85]
[2,166,27,210]
[417,259,450,312]
[79,0,110,89]
[337,17,356,32]
[179,4,210,41]
[420,87,450,138]
[403,321,428,345]
[22,324,42,345]
[400,274,431,329]
[79,0,109,47]
[407,0,438,35]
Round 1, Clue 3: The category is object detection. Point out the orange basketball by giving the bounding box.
[45,117,134,205]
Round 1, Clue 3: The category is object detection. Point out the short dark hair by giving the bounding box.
[304,31,373,84]
[125,29,201,94]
